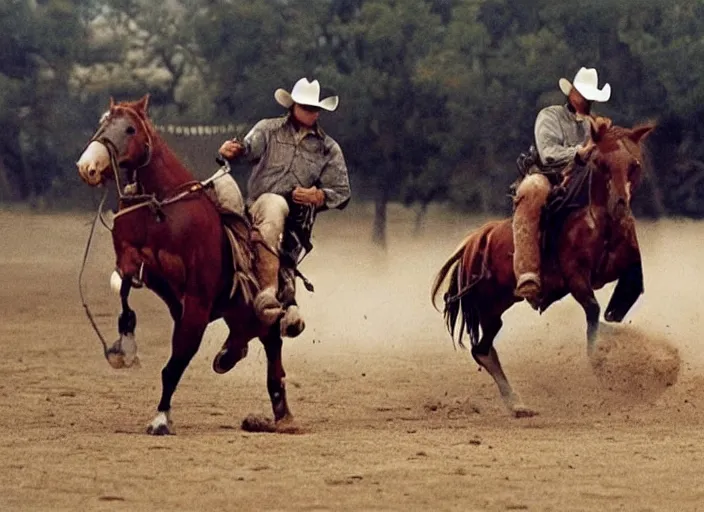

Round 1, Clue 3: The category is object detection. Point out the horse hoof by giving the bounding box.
[212,345,248,374]
[147,412,172,435]
[275,415,301,434]
[281,306,305,338]
[604,310,619,323]
[512,405,538,418]
[146,423,171,436]
[106,350,126,369]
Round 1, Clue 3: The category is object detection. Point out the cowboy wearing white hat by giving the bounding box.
[512,67,611,307]
[218,77,351,336]
[274,77,340,112]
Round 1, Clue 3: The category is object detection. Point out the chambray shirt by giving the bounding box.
[534,104,589,168]
[242,115,351,210]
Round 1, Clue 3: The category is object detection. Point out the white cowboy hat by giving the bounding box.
[274,78,339,112]
[559,67,611,103]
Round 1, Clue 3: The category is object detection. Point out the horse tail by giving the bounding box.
[431,232,474,311]
[432,221,499,349]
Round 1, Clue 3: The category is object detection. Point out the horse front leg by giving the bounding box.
[147,294,210,435]
[568,275,601,355]
[105,274,140,369]
[604,219,644,322]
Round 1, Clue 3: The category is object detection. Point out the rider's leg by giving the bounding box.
[249,193,289,326]
[512,173,551,305]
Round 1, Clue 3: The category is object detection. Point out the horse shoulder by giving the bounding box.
[558,210,603,269]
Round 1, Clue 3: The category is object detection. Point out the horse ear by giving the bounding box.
[586,116,609,142]
[109,96,115,109]
[630,123,655,145]
[591,116,612,142]
[135,94,150,115]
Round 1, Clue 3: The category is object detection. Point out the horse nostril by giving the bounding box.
[89,169,97,177]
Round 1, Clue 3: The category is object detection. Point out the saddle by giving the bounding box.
[512,145,593,260]
[220,212,258,303]
[219,200,316,308]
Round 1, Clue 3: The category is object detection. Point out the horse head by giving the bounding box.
[585,116,655,218]
[77,95,154,188]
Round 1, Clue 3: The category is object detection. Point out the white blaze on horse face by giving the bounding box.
[77,141,110,186]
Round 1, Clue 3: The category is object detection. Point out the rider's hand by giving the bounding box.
[292,186,326,208]
[218,139,244,160]
[576,141,596,164]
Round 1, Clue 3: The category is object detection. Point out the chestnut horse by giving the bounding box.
[432,118,655,417]
[77,95,294,435]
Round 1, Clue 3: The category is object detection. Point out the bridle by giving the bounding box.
[86,105,154,201]
[78,105,200,362]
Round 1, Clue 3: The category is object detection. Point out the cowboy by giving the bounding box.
[513,67,611,306]
[218,77,351,335]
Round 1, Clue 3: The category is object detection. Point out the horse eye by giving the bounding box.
[126,126,136,135]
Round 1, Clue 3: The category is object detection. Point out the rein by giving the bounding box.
[79,107,210,362]
[78,188,114,361]
[79,177,206,363]
[87,105,154,201]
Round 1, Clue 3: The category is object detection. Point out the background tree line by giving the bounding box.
[2,0,704,242]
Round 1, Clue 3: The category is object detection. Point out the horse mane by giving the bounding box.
[594,118,657,146]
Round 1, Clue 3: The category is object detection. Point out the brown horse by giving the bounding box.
[432,118,655,417]
[77,95,295,435]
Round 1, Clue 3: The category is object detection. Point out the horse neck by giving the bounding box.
[586,166,611,212]
[136,135,196,197]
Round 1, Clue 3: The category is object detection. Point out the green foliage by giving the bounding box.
[2,0,704,218]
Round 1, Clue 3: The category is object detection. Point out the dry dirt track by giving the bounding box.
[1,205,704,512]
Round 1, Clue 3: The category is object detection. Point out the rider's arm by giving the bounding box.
[241,120,269,163]
[317,141,351,210]
[534,109,582,168]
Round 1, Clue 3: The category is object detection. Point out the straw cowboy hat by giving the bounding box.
[274,78,339,112]
[559,67,611,103]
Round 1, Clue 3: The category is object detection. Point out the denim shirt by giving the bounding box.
[534,104,589,168]
[242,115,351,210]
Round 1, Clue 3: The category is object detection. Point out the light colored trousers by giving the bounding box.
[248,193,290,253]
[207,167,289,253]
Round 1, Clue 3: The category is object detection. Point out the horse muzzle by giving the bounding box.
[77,141,111,186]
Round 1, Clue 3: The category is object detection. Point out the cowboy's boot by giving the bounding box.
[512,174,551,309]
[253,243,284,326]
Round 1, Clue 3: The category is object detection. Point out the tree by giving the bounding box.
[0,0,96,202]
[191,0,333,124]
[322,0,445,246]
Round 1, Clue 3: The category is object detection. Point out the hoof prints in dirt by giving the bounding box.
[590,323,680,399]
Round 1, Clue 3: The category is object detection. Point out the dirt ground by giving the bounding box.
[1,204,704,511]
